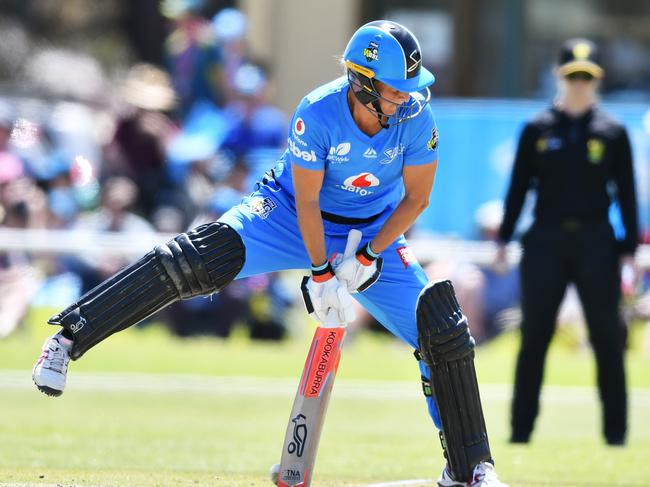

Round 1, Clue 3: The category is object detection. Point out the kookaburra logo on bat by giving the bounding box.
[288,414,308,457]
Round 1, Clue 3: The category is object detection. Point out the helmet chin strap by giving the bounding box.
[371,99,390,129]
[365,76,390,129]
[347,69,413,129]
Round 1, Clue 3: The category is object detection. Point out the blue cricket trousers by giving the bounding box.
[219,178,441,428]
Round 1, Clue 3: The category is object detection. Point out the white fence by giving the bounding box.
[1,227,649,266]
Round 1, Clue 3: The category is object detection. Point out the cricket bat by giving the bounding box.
[270,229,362,487]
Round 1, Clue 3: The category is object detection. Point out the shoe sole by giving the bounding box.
[33,380,63,397]
[36,385,63,397]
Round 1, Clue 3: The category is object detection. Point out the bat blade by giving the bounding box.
[275,325,346,487]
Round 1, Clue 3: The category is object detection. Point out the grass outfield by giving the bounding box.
[0,308,649,486]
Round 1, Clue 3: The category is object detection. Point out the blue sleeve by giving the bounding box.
[287,99,328,170]
[404,103,438,166]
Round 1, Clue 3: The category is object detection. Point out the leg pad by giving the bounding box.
[416,280,491,482]
[49,222,245,359]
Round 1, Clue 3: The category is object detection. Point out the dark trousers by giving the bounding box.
[511,220,627,443]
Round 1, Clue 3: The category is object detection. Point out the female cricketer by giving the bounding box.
[33,21,507,487]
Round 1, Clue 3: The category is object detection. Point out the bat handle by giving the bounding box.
[343,229,362,259]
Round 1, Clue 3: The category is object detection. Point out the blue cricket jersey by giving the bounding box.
[273,77,438,218]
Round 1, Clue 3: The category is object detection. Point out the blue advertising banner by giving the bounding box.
[420,99,650,241]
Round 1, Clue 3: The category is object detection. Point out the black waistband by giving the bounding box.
[320,210,383,225]
[559,217,609,232]
[537,216,609,232]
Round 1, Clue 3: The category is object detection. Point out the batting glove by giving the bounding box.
[334,242,383,293]
[301,261,356,325]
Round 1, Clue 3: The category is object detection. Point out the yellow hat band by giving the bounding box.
[558,60,604,79]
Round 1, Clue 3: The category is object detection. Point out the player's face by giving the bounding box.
[557,71,599,102]
[374,81,410,116]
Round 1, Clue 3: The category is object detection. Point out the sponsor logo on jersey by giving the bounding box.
[249,196,277,219]
[288,138,317,162]
[294,117,305,136]
[427,127,439,151]
[292,134,307,146]
[327,142,351,163]
[363,147,377,158]
[380,144,406,164]
[344,172,379,188]
[337,172,379,196]
[396,246,416,268]
[363,41,379,62]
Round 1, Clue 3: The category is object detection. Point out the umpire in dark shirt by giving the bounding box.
[496,39,638,446]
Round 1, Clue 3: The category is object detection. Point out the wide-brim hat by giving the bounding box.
[121,63,176,111]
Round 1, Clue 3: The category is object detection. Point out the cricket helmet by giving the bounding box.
[343,20,435,127]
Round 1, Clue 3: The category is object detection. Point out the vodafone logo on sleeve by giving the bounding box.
[337,172,380,196]
[294,117,305,135]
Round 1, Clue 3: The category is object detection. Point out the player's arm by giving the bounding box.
[292,164,328,267]
[497,123,537,244]
[612,127,638,256]
[368,103,438,253]
[494,123,537,267]
[370,160,438,253]
[293,164,356,325]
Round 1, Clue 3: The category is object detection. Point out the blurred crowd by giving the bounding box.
[0,3,291,340]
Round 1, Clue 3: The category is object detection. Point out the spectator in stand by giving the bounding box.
[212,8,249,105]
[162,0,225,115]
[0,108,21,176]
[0,170,46,338]
[221,63,288,161]
[104,63,178,218]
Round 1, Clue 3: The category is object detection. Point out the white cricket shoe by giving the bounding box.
[438,462,508,487]
[32,332,72,397]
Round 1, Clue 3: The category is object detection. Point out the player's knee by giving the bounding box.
[416,280,475,367]
[589,325,626,353]
[155,221,245,299]
[519,327,554,351]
